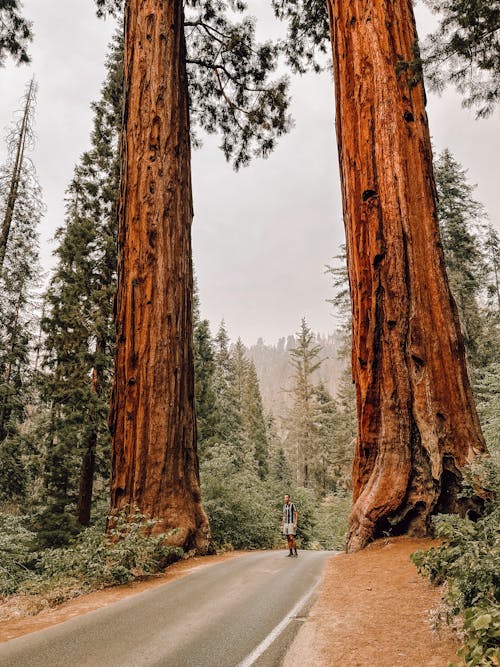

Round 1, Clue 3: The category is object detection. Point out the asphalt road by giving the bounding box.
[0,550,333,667]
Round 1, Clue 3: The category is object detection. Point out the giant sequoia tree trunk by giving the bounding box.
[108,0,209,552]
[326,1,487,552]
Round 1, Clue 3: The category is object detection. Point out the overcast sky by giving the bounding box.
[1,1,499,346]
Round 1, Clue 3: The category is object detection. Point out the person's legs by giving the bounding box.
[290,534,298,556]
[286,533,294,555]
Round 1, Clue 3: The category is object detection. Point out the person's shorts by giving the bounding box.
[283,523,296,536]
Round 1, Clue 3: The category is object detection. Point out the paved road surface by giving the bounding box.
[0,550,333,667]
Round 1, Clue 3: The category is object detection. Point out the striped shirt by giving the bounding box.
[283,502,297,524]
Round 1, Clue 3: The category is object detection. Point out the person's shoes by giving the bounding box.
[287,552,293,557]
[294,550,298,557]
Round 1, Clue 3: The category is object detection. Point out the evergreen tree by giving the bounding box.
[211,321,243,463]
[325,244,351,358]
[325,245,357,493]
[286,318,323,487]
[0,79,42,504]
[434,149,487,372]
[38,34,122,538]
[241,360,269,479]
[0,77,36,271]
[193,282,218,457]
[232,338,249,412]
[475,361,500,453]
[311,381,336,493]
[0,0,32,66]
[484,224,500,315]
[422,0,500,118]
[331,368,356,491]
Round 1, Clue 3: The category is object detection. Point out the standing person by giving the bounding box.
[281,494,298,557]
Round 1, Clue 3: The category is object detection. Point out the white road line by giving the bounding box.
[237,578,320,667]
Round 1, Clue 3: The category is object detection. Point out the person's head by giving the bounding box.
[284,494,291,504]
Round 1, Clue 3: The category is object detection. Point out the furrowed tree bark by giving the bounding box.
[326,0,487,552]
[108,0,210,552]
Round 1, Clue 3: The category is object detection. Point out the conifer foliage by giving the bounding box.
[0,0,32,66]
[422,0,500,118]
[38,35,122,539]
[0,78,42,504]
[434,149,488,373]
[286,318,323,487]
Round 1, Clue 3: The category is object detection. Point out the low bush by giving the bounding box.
[200,444,342,551]
[312,493,351,550]
[411,457,500,667]
[0,511,183,606]
[0,513,37,596]
[201,445,279,549]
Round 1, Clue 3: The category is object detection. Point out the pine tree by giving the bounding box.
[484,224,500,315]
[0,1,32,67]
[0,79,42,504]
[242,361,269,479]
[325,246,357,493]
[39,34,122,536]
[422,0,500,118]
[286,318,323,487]
[193,301,218,457]
[434,149,486,372]
[0,77,35,271]
[232,339,249,412]
[311,381,336,493]
[331,368,357,491]
[211,321,244,463]
[325,244,351,358]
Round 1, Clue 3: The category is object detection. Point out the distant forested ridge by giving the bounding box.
[246,332,344,423]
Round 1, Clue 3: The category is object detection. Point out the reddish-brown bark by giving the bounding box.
[108,0,209,552]
[326,0,487,551]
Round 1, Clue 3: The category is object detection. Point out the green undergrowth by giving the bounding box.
[411,456,500,667]
[0,511,183,612]
[200,444,350,551]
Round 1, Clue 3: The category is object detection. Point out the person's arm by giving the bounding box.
[280,507,285,530]
[293,506,298,529]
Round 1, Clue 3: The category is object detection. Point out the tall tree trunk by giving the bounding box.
[108,0,209,552]
[326,0,487,552]
[0,78,34,272]
[77,365,99,526]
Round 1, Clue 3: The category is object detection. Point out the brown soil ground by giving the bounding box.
[0,550,246,644]
[284,537,460,667]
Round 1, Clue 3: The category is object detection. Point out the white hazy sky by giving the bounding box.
[1,1,499,346]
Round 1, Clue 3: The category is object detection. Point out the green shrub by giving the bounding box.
[0,511,183,603]
[0,513,37,596]
[312,493,351,550]
[411,458,500,667]
[200,444,323,550]
[201,445,278,549]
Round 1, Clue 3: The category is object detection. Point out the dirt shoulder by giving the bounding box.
[0,550,247,644]
[284,537,459,667]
